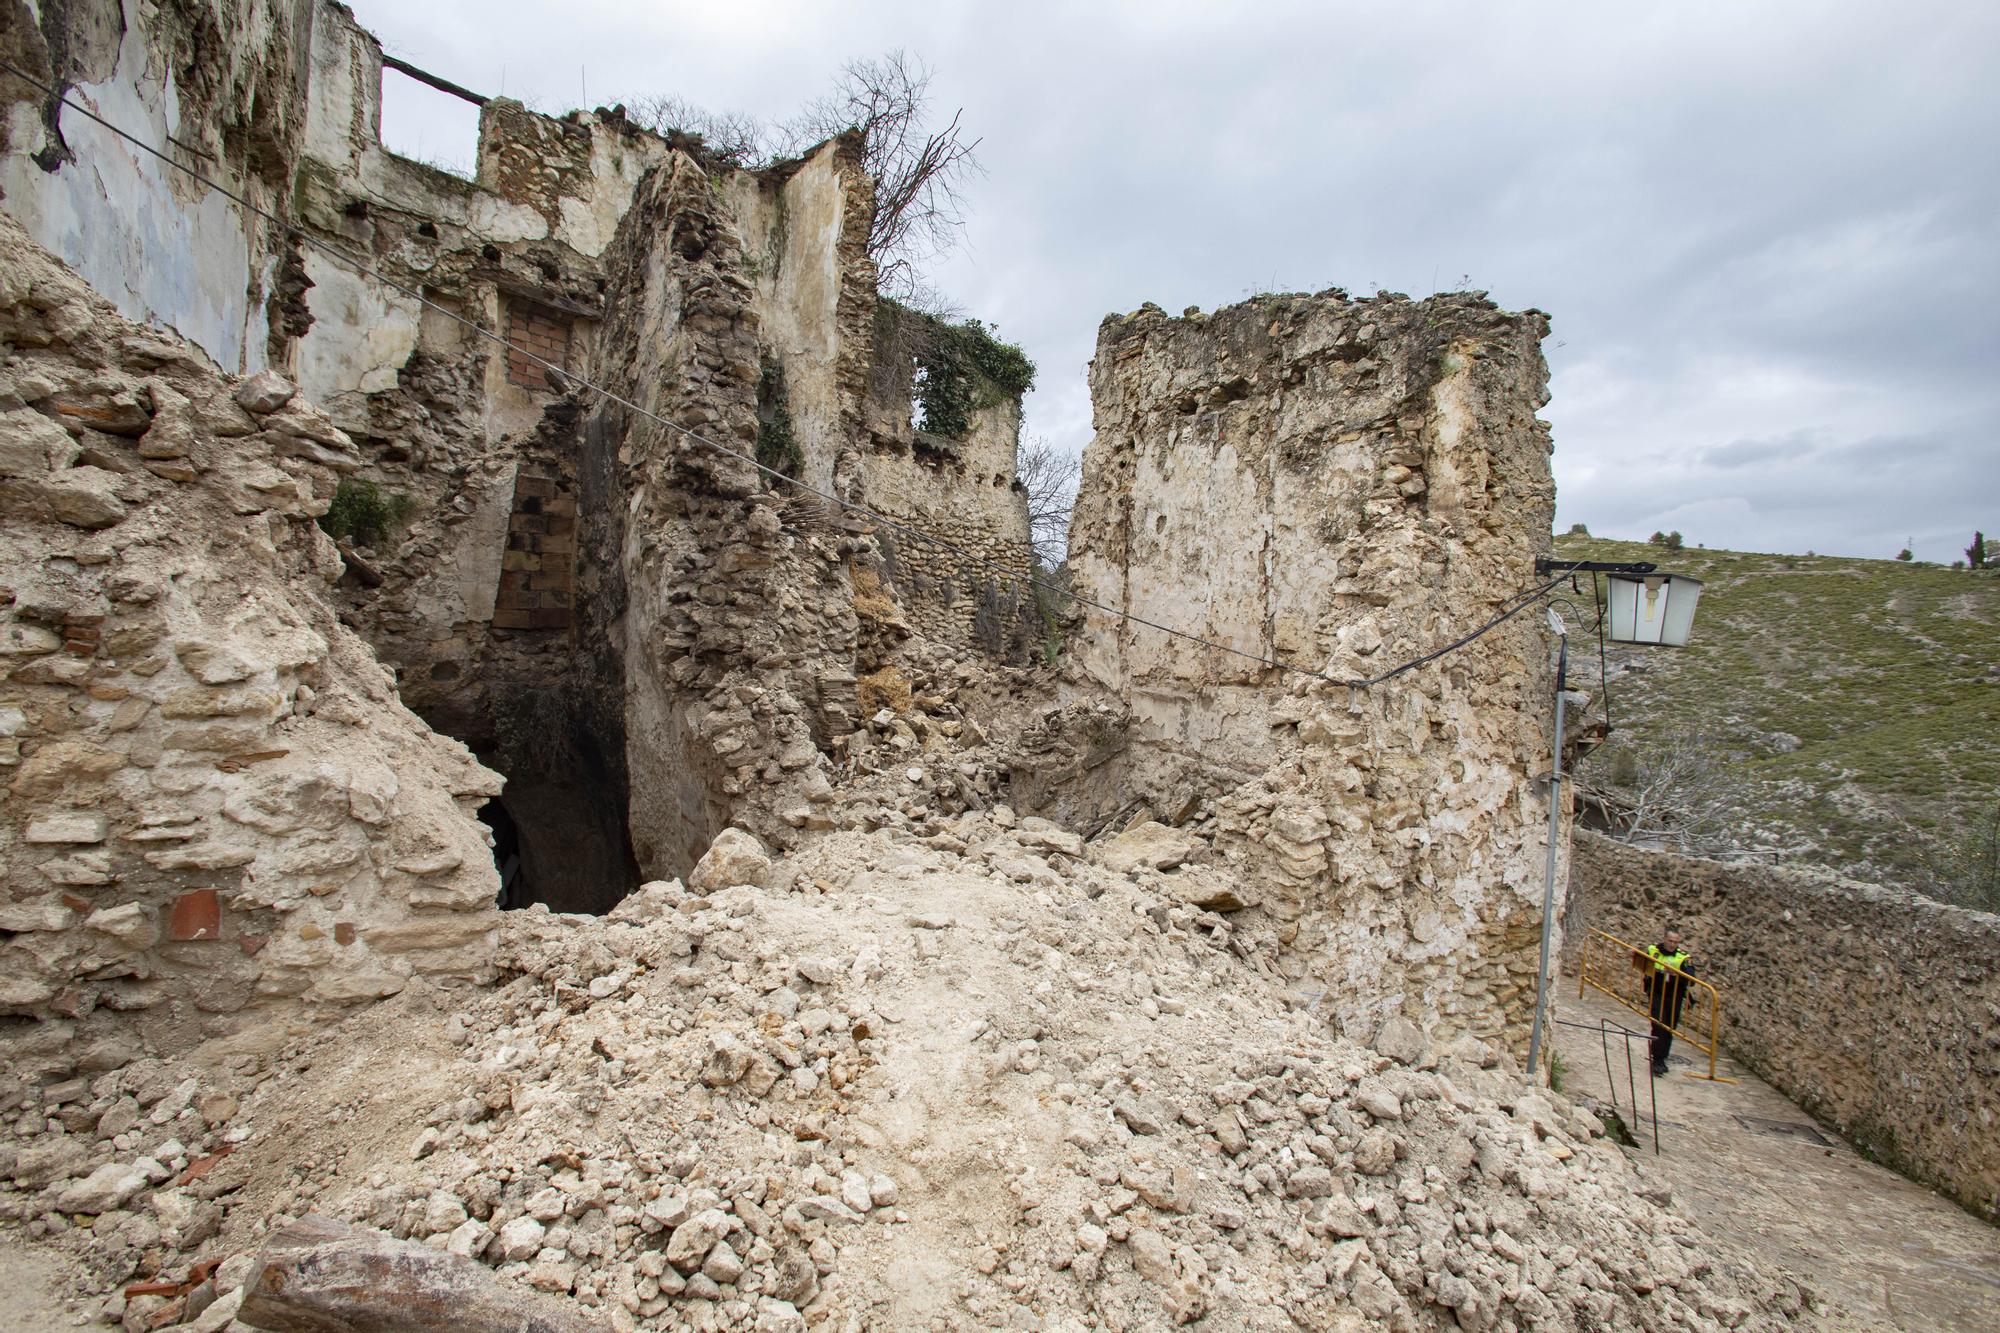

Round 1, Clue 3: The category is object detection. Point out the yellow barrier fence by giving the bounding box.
[1576,927,1735,1084]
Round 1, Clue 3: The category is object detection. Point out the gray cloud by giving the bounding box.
[354,0,2000,563]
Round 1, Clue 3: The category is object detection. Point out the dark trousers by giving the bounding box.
[1649,1020,1674,1071]
[1647,976,1687,1072]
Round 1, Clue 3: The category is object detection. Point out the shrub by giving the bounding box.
[1647,530,1685,552]
[756,358,804,477]
[319,479,415,550]
[1918,801,2000,913]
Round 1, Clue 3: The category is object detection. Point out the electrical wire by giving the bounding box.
[1,58,1563,692]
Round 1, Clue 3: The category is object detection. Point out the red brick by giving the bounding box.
[167,889,221,941]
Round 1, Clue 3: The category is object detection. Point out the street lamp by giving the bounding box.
[1523,557,1703,1080]
[1603,571,1704,647]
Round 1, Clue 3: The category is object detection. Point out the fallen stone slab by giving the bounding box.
[1094,820,1201,875]
[235,1214,606,1333]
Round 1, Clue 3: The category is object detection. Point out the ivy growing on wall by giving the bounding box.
[880,301,1036,440]
[756,357,804,476]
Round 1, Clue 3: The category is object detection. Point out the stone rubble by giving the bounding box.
[0,811,1814,1331]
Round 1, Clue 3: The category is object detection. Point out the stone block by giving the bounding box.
[24,812,109,844]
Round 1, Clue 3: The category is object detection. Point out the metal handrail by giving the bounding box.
[1577,927,1736,1084]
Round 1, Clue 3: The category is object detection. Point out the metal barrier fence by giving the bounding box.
[1554,1015,1660,1154]
[1577,927,1735,1084]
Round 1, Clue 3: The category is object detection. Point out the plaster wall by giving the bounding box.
[1068,292,1561,1053]
[726,146,853,494]
[0,0,310,373]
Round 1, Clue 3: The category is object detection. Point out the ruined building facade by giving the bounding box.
[1062,295,1560,1047]
[2,0,1566,1055]
[5,0,1037,912]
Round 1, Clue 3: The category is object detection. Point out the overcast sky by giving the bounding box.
[357,1,1998,564]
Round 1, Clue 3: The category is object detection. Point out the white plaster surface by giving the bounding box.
[295,254,420,401]
[1,39,266,372]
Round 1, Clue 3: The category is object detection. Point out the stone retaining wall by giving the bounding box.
[1569,829,2000,1221]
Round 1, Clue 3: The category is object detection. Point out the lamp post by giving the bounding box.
[1523,557,1704,1081]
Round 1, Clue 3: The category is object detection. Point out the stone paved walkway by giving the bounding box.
[1553,985,2000,1331]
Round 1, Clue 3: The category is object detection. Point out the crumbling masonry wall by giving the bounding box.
[861,304,1035,652]
[0,213,503,1039]
[0,0,314,375]
[1570,830,2000,1221]
[1067,292,1560,1055]
[583,152,911,880]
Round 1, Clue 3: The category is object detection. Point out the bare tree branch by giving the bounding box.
[1581,729,1744,857]
[1016,437,1079,567]
[622,95,767,167]
[782,51,982,302]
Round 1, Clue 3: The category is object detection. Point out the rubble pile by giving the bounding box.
[1,814,1810,1331]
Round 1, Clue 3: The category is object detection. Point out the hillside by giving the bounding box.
[1552,534,2000,897]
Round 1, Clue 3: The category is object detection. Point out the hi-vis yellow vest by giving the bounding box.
[1647,945,1690,974]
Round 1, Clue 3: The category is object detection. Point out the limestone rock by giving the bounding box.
[234,369,298,414]
[1370,1015,1427,1066]
[0,409,70,477]
[53,1160,150,1212]
[1096,821,1201,874]
[689,828,773,892]
[23,812,108,844]
[40,466,128,527]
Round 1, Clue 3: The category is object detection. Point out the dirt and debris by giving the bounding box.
[0,811,1816,1331]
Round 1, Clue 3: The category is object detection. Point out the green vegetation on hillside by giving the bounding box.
[1555,534,2000,902]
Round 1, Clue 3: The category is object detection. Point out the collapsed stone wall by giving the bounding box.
[6,0,1571,1064]
[0,212,503,1041]
[5,0,1042,914]
[1569,829,2000,1221]
[1065,292,1560,1056]
[583,154,868,882]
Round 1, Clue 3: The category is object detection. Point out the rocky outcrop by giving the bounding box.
[0,212,502,1036]
[1570,830,2000,1222]
[1067,291,1561,1056]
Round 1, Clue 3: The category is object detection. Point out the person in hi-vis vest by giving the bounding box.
[1643,929,1697,1077]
